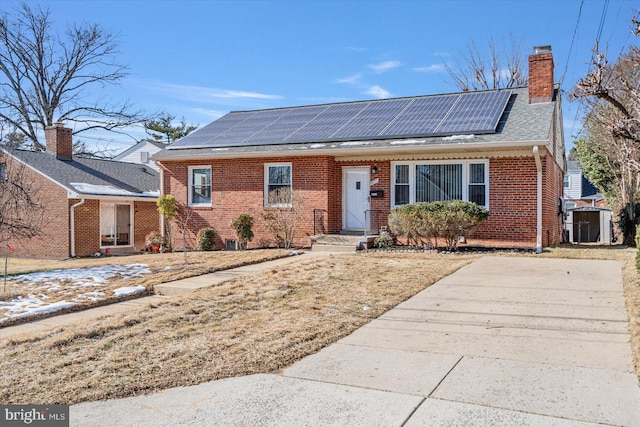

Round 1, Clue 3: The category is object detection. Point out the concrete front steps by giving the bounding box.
[310,234,376,253]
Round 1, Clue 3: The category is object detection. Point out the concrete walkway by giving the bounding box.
[1,252,322,341]
[72,256,640,426]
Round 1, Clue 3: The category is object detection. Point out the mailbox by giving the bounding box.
[370,190,384,198]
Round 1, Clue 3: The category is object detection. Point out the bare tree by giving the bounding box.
[262,188,307,249]
[173,202,195,264]
[571,23,640,244]
[443,34,528,92]
[0,3,146,151]
[0,151,46,243]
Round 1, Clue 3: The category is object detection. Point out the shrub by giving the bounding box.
[262,188,306,249]
[388,200,489,251]
[230,214,254,249]
[374,232,395,248]
[196,227,218,251]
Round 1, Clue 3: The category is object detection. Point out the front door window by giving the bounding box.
[101,203,131,247]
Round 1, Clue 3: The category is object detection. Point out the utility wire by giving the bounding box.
[560,0,584,86]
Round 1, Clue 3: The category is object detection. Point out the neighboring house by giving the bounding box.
[113,140,167,171]
[563,160,607,209]
[0,124,160,259]
[563,161,611,244]
[152,46,565,251]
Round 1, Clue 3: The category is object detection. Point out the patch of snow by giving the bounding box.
[309,144,326,148]
[8,300,78,319]
[164,266,172,270]
[340,141,373,146]
[362,306,370,311]
[70,183,159,198]
[442,134,475,141]
[289,251,299,256]
[113,285,146,298]
[210,147,230,151]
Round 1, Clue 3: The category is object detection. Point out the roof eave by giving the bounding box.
[152,139,551,162]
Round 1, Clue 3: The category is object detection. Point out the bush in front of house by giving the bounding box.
[196,227,218,251]
[230,213,254,250]
[388,200,489,251]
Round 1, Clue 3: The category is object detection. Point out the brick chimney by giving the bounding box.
[528,45,554,104]
[45,123,73,161]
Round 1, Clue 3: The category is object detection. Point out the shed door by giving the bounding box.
[343,168,370,230]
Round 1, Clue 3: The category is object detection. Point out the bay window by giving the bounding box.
[392,160,489,208]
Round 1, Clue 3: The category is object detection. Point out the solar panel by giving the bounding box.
[381,95,458,136]
[167,90,513,149]
[434,91,511,135]
[332,99,411,139]
[287,103,366,142]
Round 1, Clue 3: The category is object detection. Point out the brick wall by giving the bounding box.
[161,153,564,250]
[73,199,100,257]
[3,155,70,259]
[134,201,161,252]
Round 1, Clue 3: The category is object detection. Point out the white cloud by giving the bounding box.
[365,85,391,99]
[142,81,284,103]
[191,108,226,119]
[413,64,446,73]
[336,73,362,84]
[347,46,367,52]
[368,60,401,74]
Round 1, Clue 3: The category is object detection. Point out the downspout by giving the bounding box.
[70,199,85,257]
[533,146,543,253]
[155,161,168,237]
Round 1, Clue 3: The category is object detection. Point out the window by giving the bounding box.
[140,151,149,163]
[392,160,489,208]
[394,164,410,205]
[0,163,6,182]
[563,175,570,188]
[265,163,292,206]
[565,202,576,210]
[188,166,212,206]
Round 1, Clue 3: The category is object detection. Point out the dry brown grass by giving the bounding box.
[0,252,477,405]
[1,250,292,326]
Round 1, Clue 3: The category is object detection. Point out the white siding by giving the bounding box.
[564,171,582,199]
[113,141,164,171]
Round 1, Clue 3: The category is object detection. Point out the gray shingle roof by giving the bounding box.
[153,87,557,161]
[3,148,159,198]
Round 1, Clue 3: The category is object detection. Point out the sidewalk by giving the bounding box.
[1,252,326,341]
[71,256,640,426]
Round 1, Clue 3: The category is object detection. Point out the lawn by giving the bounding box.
[0,252,478,404]
[0,250,292,326]
[0,246,638,406]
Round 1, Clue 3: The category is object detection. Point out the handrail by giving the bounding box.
[313,208,328,236]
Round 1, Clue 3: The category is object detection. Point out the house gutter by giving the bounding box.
[533,146,543,253]
[70,199,85,257]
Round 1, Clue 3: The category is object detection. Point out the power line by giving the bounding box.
[560,0,584,86]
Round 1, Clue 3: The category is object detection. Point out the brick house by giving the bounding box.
[153,46,566,252]
[0,124,160,259]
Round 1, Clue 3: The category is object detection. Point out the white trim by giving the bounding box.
[533,146,543,253]
[390,159,489,209]
[70,199,85,257]
[188,165,212,207]
[342,166,370,231]
[264,162,292,207]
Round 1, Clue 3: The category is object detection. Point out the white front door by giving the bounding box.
[343,168,370,230]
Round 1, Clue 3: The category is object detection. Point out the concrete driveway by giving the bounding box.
[71,256,640,426]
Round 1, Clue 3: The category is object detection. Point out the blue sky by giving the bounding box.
[7,0,640,154]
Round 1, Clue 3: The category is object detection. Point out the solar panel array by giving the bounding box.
[169,90,512,149]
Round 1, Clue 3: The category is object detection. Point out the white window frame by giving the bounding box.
[563,175,570,188]
[188,165,212,207]
[140,151,149,163]
[391,159,490,209]
[264,163,292,207]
